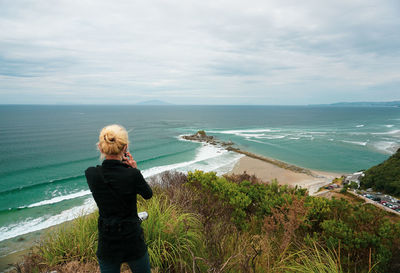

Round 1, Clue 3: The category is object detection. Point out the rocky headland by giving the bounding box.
[181,130,314,176]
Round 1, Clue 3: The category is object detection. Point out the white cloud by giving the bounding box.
[0,0,399,104]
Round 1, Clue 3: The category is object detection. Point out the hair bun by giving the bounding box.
[104,133,116,143]
[98,124,129,157]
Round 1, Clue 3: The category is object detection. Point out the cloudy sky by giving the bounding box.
[0,0,399,105]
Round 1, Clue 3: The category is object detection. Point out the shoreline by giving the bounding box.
[0,229,46,272]
[0,213,89,272]
[0,217,84,272]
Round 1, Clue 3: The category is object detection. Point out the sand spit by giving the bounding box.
[182,131,342,195]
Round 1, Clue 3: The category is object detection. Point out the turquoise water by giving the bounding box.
[0,105,399,247]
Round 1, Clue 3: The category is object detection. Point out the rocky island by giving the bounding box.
[181,130,234,147]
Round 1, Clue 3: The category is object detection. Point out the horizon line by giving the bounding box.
[1,101,400,107]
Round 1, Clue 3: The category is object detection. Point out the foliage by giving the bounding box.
[155,171,242,271]
[349,181,359,189]
[197,130,207,137]
[183,170,400,272]
[285,242,346,273]
[139,194,204,272]
[37,211,99,266]
[304,196,400,272]
[14,170,400,273]
[15,191,203,273]
[361,148,400,196]
[187,170,307,230]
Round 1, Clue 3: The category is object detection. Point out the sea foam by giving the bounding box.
[25,190,91,209]
[341,140,368,146]
[142,142,237,178]
[372,141,400,154]
[208,128,278,139]
[372,129,400,136]
[0,198,96,242]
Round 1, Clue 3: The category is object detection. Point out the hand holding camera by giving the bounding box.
[122,151,137,169]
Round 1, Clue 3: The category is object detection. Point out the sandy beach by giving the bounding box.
[228,156,342,195]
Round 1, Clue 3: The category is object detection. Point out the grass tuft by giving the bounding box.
[139,194,204,271]
[285,242,344,273]
[37,211,99,266]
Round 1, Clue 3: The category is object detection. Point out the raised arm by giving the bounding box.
[134,169,153,199]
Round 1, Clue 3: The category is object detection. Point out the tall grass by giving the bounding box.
[283,242,379,273]
[139,195,204,272]
[285,243,343,273]
[18,193,204,272]
[37,211,98,266]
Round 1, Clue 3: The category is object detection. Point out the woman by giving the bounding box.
[85,124,153,273]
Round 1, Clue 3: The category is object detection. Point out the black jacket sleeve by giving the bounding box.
[134,169,153,199]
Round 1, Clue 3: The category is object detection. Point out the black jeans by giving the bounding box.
[98,251,151,273]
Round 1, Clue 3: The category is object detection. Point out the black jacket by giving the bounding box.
[85,159,153,262]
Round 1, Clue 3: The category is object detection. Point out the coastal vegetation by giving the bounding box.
[13,171,400,273]
[361,148,400,196]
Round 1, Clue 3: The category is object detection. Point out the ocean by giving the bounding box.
[0,105,399,255]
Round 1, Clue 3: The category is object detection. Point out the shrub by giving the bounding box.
[187,170,308,230]
[304,196,400,272]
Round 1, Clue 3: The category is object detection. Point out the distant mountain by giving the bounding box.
[315,101,400,107]
[136,100,173,105]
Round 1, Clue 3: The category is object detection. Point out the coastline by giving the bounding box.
[182,131,343,195]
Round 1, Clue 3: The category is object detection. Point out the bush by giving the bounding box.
[187,170,308,230]
[304,196,400,272]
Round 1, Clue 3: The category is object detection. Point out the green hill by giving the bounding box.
[361,148,400,195]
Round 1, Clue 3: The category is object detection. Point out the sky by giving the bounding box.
[0,0,399,105]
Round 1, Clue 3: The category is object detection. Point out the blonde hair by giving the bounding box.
[98,124,129,156]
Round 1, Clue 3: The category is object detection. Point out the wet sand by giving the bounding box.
[228,156,342,195]
[0,219,76,272]
[0,230,42,272]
